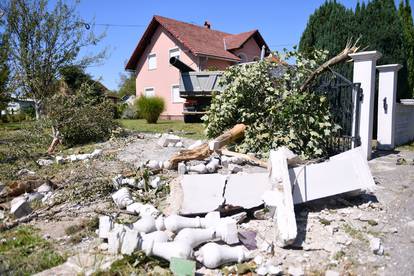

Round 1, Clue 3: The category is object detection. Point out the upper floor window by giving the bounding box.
[144,87,155,97]
[169,47,180,60]
[148,53,157,70]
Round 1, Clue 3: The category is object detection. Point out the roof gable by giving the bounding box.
[125,15,270,70]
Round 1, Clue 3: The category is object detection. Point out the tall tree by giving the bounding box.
[3,0,106,118]
[299,0,355,76]
[399,0,414,98]
[117,72,136,98]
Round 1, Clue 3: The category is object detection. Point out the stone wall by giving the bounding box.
[395,101,414,146]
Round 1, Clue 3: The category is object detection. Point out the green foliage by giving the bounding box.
[136,96,165,124]
[46,83,116,147]
[0,226,66,275]
[5,0,106,118]
[203,50,339,159]
[0,19,9,111]
[299,0,411,98]
[399,0,414,98]
[117,72,136,98]
[60,65,108,97]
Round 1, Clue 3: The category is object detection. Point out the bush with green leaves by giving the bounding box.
[203,49,339,159]
[136,96,165,124]
[47,83,116,147]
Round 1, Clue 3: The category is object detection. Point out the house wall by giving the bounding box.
[395,102,414,146]
[204,58,233,71]
[232,37,262,61]
[135,26,199,119]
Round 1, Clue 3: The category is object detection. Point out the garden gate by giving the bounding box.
[313,69,362,156]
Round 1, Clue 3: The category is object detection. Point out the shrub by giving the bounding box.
[203,49,339,159]
[46,83,117,147]
[121,103,139,119]
[136,96,165,124]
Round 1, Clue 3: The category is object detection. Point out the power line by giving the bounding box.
[94,23,146,28]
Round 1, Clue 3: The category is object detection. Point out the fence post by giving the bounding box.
[376,64,402,150]
[349,51,382,160]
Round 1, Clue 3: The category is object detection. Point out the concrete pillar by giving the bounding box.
[376,64,402,150]
[349,51,382,160]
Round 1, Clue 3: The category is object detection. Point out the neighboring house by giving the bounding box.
[1,98,35,115]
[125,15,270,120]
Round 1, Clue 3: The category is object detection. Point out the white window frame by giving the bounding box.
[169,47,180,60]
[171,84,184,103]
[148,53,157,70]
[144,87,155,97]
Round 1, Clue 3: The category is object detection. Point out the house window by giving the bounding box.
[171,85,184,103]
[144,87,155,97]
[148,53,157,70]
[169,48,180,60]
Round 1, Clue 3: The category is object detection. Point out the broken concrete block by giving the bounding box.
[37,159,54,166]
[178,162,187,175]
[10,197,32,218]
[188,140,203,150]
[158,134,181,147]
[16,169,36,177]
[111,188,133,209]
[27,192,44,202]
[112,174,123,188]
[144,241,193,261]
[194,243,251,269]
[180,174,227,215]
[147,160,160,170]
[108,224,125,254]
[267,148,297,247]
[206,158,220,173]
[228,164,242,173]
[132,215,156,233]
[187,163,207,174]
[229,156,245,165]
[370,237,384,255]
[221,155,231,167]
[162,160,172,170]
[224,173,270,209]
[120,229,140,255]
[99,216,114,239]
[37,183,53,193]
[164,214,202,232]
[126,202,144,214]
[150,176,162,189]
[90,149,103,158]
[55,156,65,164]
[175,141,183,148]
[121,177,136,187]
[215,219,239,244]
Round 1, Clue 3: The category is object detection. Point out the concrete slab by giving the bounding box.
[180,174,227,215]
[224,173,270,209]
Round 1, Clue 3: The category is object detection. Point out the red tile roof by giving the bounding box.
[125,15,270,70]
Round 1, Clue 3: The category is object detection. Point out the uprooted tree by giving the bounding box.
[203,46,359,159]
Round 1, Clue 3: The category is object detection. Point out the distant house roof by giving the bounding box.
[125,15,270,70]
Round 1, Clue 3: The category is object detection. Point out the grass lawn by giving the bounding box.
[118,119,206,140]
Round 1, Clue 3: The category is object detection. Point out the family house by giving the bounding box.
[125,15,270,120]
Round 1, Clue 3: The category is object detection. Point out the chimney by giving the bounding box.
[204,21,211,29]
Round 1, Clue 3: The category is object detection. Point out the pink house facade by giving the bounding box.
[125,15,270,120]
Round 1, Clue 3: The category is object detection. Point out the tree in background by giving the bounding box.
[299,0,411,98]
[0,15,9,111]
[399,0,414,97]
[117,72,136,98]
[3,0,106,119]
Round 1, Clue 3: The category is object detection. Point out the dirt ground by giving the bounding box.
[2,131,414,275]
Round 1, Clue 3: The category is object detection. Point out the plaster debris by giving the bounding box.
[195,243,252,269]
[99,216,113,239]
[187,163,208,174]
[37,158,54,166]
[147,160,161,170]
[228,163,243,173]
[288,266,304,276]
[111,187,133,209]
[37,183,53,193]
[120,229,140,255]
[10,197,32,218]
[178,162,187,175]
[188,140,204,150]
[126,202,144,214]
[369,237,384,255]
[158,134,181,147]
[150,176,162,189]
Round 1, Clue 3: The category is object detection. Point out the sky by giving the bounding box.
[69,0,413,91]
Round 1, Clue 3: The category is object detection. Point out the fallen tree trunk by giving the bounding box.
[299,39,361,92]
[169,124,246,168]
